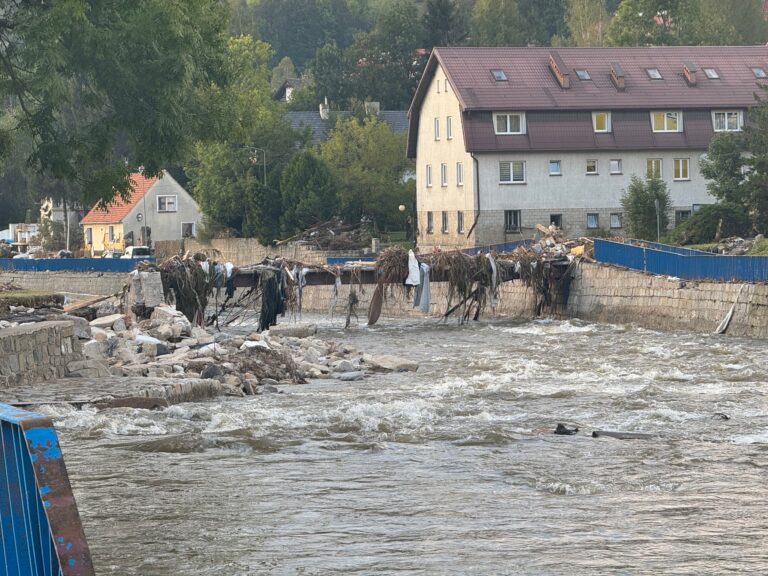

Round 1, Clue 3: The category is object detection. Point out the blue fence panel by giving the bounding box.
[0,258,154,273]
[594,240,648,272]
[325,256,377,266]
[0,404,94,576]
[461,239,532,256]
[625,239,712,256]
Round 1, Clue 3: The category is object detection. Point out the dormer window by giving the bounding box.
[646,68,663,80]
[592,112,611,133]
[575,69,591,81]
[712,110,743,132]
[494,112,526,135]
[752,67,767,78]
[703,68,720,79]
[492,69,507,82]
[651,111,682,132]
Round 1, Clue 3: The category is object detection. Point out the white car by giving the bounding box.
[121,246,152,259]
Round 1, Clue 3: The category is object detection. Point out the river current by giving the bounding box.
[41,317,768,575]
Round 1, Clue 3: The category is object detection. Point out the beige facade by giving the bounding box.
[416,64,476,249]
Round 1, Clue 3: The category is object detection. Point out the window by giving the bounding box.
[592,112,611,133]
[752,67,767,78]
[157,195,177,212]
[456,162,464,186]
[108,225,114,241]
[446,116,453,139]
[492,69,507,82]
[712,110,742,132]
[426,164,433,187]
[647,158,662,179]
[692,204,705,213]
[651,111,681,132]
[434,117,440,140]
[494,113,525,135]
[549,160,562,176]
[587,213,599,229]
[703,68,720,79]
[674,158,690,181]
[504,210,521,232]
[675,210,692,226]
[437,80,441,93]
[646,68,663,79]
[610,213,623,229]
[457,211,465,233]
[500,160,526,183]
[586,159,598,175]
[85,228,92,245]
[609,159,623,174]
[426,211,434,234]
[575,69,591,80]
[182,222,196,238]
[441,211,449,233]
[550,214,562,228]
[440,163,448,187]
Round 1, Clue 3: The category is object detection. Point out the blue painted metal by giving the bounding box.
[461,239,533,255]
[325,256,377,266]
[0,403,94,576]
[594,239,768,282]
[0,258,154,273]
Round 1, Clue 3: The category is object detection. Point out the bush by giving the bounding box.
[667,202,750,245]
[621,176,671,241]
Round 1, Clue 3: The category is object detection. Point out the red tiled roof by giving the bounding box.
[80,174,159,225]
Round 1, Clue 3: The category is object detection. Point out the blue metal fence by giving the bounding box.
[461,239,533,255]
[0,404,94,576]
[0,258,154,273]
[594,239,768,282]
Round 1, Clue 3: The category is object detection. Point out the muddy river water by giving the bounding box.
[43,318,768,574]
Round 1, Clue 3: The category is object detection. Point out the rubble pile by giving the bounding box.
[275,218,373,250]
[712,235,763,256]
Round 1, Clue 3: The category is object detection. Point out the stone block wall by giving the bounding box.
[0,321,83,388]
[0,270,127,297]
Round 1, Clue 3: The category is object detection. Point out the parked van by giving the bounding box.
[121,246,151,259]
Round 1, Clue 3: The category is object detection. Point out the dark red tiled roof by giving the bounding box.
[80,173,158,224]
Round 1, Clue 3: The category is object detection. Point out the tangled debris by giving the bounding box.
[275,218,373,250]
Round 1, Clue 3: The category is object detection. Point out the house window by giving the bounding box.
[446,116,453,139]
[647,158,662,179]
[440,163,448,187]
[587,213,599,229]
[712,110,742,132]
[504,210,521,232]
[692,204,705,213]
[610,213,623,229]
[457,211,465,233]
[575,69,591,80]
[437,79,441,93]
[550,214,562,228]
[108,225,115,241]
[182,222,196,238]
[85,228,92,245]
[426,211,434,234]
[646,68,663,80]
[586,159,598,175]
[434,118,440,140]
[703,68,720,79]
[609,159,622,174]
[491,69,507,82]
[441,211,449,233]
[426,164,432,187]
[674,158,690,181]
[592,112,611,132]
[500,161,526,183]
[752,67,767,78]
[651,111,682,132]
[494,113,525,135]
[157,195,177,212]
[456,162,464,186]
[549,160,562,176]
[675,210,692,226]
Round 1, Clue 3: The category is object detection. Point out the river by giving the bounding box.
[42,317,768,575]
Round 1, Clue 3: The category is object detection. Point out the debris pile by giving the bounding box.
[275,218,373,250]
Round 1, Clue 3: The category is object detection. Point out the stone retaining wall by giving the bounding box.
[0,321,82,388]
[0,270,126,297]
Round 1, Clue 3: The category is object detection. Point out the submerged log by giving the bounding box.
[592,430,653,440]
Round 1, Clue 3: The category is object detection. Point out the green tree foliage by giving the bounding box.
[470,0,527,46]
[566,0,611,46]
[271,57,299,92]
[518,0,568,46]
[700,133,747,205]
[318,117,415,230]
[0,0,230,206]
[668,203,750,244]
[422,0,468,48]
[621,176,671,240]
[311,42,355,106]
[280,152,338,233]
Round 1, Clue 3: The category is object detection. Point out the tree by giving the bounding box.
[518,0,568,46]
[311,42,355,107]
[566,0,611,46]
[271,57,298,92]
[700,132,747,205]
[280,152,338,233]
[422,0,467,49]
[0,0,230,206]
[621,176,671,240]
[470,0,527,46]
[318,117,415,230]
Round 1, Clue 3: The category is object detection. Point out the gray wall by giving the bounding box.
[124,176,201,244]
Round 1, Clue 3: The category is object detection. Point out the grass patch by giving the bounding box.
[749,238,768,255]
[0,291,64,314]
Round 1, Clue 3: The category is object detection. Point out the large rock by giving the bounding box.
[332,359,356,373]
[366,354,419,372]
[83,339,108,360]
[267,323,318,339]
[66,359,111,378]
[151,305,192,336]
[90,314,126,330]
[61,315,91,339]
[200,364,224,380]
[338,371,365,382]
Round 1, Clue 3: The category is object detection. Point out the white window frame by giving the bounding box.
[674,158,690,181]
[434,117,440,140]
[610,213,623,229]
[592,111,611,133]
[609,159,622,174]
[703,68,720,79]
[441,211,449,233]
[646,68,663,80]
[549,160,562,176]
[651,111,683,133]
[712,110,743,132]
[587,213,599,229]
[504,209,521,232]
[499,160,526,184]
[586,159,598,175]
[426,164,432,187]
[647,158,663,179]
[494,112,526,135]
[446,116,453,139]
[456,162,464,186]
[157,195,178,213]
[440,163,448,187]
[457,211,464,233]
[181,222,196,238]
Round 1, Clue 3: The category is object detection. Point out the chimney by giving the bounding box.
[548,51,570,89]
[610,62,626,91]
[683,61,697,86]
[319,97,329,120]
[364,101,380,116]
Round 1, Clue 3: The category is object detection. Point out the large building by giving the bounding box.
[407,46,768,247]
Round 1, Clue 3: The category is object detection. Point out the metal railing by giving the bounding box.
[0,403,94,576]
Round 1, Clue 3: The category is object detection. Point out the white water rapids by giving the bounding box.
[40,318,768,574]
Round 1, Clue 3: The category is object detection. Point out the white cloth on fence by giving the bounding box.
[405,250,421,286]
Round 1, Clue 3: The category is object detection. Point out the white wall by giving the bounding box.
[124,174,201,244]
